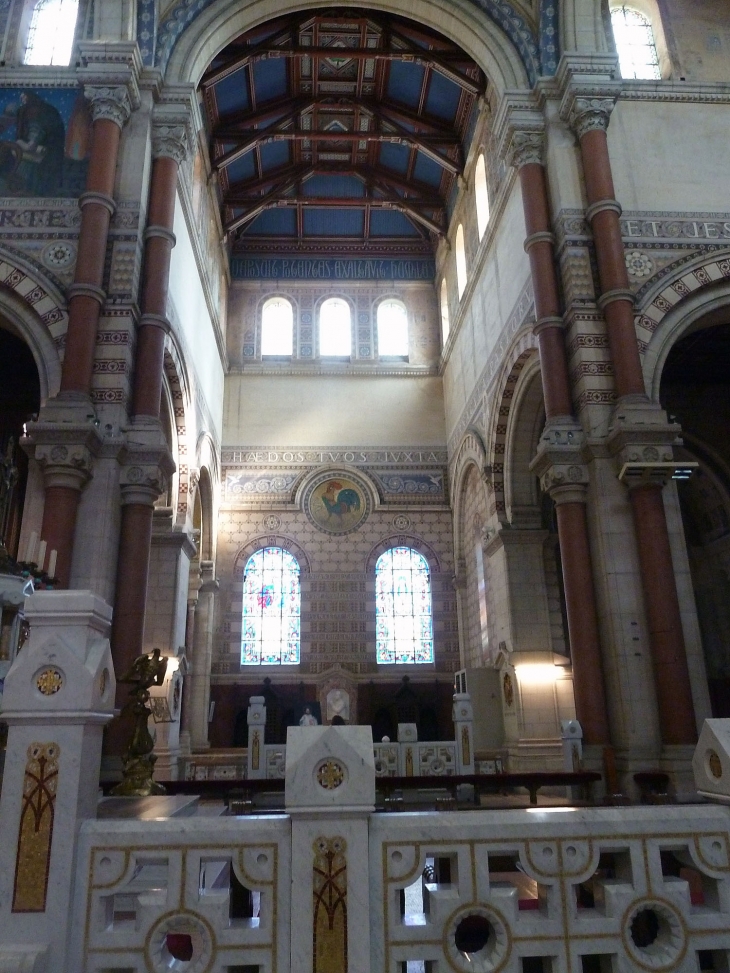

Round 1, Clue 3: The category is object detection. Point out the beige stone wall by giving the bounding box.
[663,0,730,82]
[458,466,491,669]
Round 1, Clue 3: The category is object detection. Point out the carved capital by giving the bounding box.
[84,85,134,128]
[120,461,169,506]
[605,401,693,488]
[34,442,95,491]
[151,123,191,164]
[506,130,546,169]
[530,420,589,502]
[565,95,618,138]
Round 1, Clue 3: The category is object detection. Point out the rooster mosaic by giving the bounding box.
[320,480,361,521]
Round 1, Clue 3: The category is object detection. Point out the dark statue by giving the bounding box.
[111,648,168,797]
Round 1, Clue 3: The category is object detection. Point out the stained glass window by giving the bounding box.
[610,6,661,80]
[261,297,293,356]
[24,0,79,65]
[375,547,434,664]
[241,547,300,665]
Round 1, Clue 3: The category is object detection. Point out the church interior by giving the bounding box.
[1,0,730,970]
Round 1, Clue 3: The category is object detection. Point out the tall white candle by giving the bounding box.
[37,540,47,570]
[48,549,57,578]
[25,531,38,563]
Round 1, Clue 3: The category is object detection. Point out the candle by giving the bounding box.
[48,549,57,578]
[25,531,38,563]
[37,540,47,571]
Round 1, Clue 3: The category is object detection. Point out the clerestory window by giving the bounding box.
[241,547,300,665]
[24,0,80,65]
[319,297,351,356]
[455,224,467,299]
[375,547,434,664]
[377,299,408,357]
[440,279,450,346]
[474,154,490,240]
[261,297,293,356]
[610,5,661,80]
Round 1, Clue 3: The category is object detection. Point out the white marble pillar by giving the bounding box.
[285,725,375,973]
[0,591,116,973]
[453,692,475,774]
[247,695,267,779]
[188,560,218,750]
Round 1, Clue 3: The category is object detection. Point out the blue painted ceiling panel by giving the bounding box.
[252,58,289,102]
[379,142,410,174]
[214,69,249,115]
[244,209,298,235]
[225,151,256,185]
[425,70,461,121]
[369,210,420,236]
[259,141,291,171]
[386,61,425,107]
[303,175,364,197]
[303,208,364,236]
[413,152,444,188]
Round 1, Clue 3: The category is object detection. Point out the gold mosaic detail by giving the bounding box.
[12,742,60,912]
[313,836,347,973]
[316,759,345,790]
[36,667,63,695]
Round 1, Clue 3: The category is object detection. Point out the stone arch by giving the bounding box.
[635,249,730,399]
[162,0,535,94]
[162,338,191,523]
[0,247,67,401]
[233,534,311,579]
[366,534,440,575]
[503,354,543,520]
[450,427,489,564]
[194,466,215,561]
[485,329,539,522]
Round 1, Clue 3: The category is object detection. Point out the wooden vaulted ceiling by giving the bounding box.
[201,10,484,256]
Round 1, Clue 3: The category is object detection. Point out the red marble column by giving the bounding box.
[573,120,645,399]
[569,98,697,744]
[110,132,186,681]
[629,484,697,744]
[38,90,132,585]
[512,138,610,746]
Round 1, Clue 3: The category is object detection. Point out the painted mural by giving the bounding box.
[307,476,368,535]
[0,88,91,197]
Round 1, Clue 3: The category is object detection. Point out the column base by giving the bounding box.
[660,745,699,803]
[153,746,181,782]
[504,738,564,773]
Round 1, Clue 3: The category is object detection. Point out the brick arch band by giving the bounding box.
[233,535,311,579]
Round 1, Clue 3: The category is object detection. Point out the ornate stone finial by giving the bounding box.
[505,130,546,170]
[84,85,134,129]
[151,124,191,164]
[111,648,169,797]
[566,96,617,138]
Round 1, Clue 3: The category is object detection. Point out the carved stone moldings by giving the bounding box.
[505,130,546,170]
[84,85,134,129]
[564,95,618,137]
[530,420,589,504]
[29,424,102,492]
[151,124,191,164]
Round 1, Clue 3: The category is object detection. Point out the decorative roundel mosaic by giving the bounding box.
[42,241,76,269]
[35,667,64,695]
[303,470,371,535]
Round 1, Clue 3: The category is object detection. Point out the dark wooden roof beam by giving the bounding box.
[224,167,314,235]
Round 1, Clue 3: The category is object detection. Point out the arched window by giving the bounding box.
[24,0,80,65]
[319,297,351,356]
[474,154,490,240]
[455,224,467,299]
[375,547,434,664]
[241,547,300,665]
[261,297,293,356]
[440,279,450,345]
[377,299,408,357]
[610,5,661,80]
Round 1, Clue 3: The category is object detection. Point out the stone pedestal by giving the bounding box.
[452,692,475,774]
[285,725,375,973]
[0,591,116,973]
[188,561,218,750]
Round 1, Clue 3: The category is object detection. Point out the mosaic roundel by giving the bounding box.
[303,471,371,536]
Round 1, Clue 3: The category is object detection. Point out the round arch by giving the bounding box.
[163,0,532,95]
[233,534,311,578]
[366,534,440,574]
[0,285,61,403]
[450,427,490,564]
[503,354,543,519]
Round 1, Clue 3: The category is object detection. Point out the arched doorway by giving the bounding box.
[0,326,41,559]
[660,317,730,716]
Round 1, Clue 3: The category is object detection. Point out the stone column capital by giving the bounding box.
[25,424,102,492]
[119,428,175,507]
[151,123,192,164]
[493,94,546,169]
[77,41,142,127]
[84,85,135,128]
[561,90,620,138]
[605,402,694,488]
[151,92,196,163]
[530,420,590,501]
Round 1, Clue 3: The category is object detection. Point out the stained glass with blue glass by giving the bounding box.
[241,547,300,665]
[375,547,433,664]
